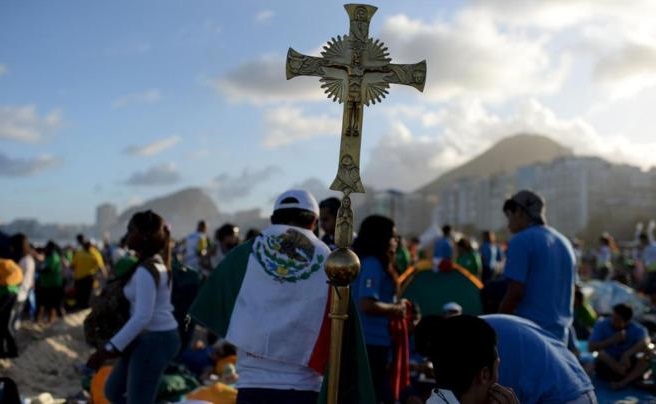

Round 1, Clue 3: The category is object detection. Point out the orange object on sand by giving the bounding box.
[215,355,237,376]
[90,365,113,404]
[0,258,23,286]
[186,382,237,404]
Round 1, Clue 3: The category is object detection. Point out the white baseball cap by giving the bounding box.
[273,189,320,216]
[442,302,463,314]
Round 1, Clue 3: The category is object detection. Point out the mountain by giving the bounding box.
[416,133,573,196]
[110,187,221,239]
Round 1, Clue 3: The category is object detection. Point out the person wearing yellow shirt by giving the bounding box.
[0,254,23,358]
[72,235,106,310]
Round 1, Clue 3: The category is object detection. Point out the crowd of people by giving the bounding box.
[2,187,656,403]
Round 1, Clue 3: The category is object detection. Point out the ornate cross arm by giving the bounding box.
[286,48,327,80]
[383,61,427,92]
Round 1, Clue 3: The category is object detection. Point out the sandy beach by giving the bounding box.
[0,310,92,399]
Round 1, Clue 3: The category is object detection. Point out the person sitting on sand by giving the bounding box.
[588,303,650,389]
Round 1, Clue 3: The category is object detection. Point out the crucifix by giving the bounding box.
[286,4,426,403]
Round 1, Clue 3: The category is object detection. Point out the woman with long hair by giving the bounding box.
[87,210,179,403]
[352,215,407,404]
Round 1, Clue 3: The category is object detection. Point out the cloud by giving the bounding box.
[112,89,161,109]
[216,8,569,105]
[472,0,656,31]
[124,196,144,209]
[379,12,569,103]
[0,152,61,177]
[263,106,340,147]
[470,0,656,97]
[213,0,656,106]
[0,105,62,143]
[594,41,656,98]
[212,55,326,105]
[255,10,274,23]
[289,177,342,203]
[211,166,282,202]
[126,163,181,186]
[364,121,465,192]
[0,64,7,77]
[123,135,182,157]
[364,99,656,192]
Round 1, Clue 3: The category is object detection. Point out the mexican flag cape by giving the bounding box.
[188,224,375,403]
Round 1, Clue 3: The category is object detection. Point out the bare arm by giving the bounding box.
[588,331,625,352]
[622,337,650,359]
[498,280,524,314]
[360,297,405,318]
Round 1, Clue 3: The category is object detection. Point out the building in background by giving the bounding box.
[432,156,656,240]
[96,203,118,238]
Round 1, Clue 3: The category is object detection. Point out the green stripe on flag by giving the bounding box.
[188,240,253,337]
[318,297,376,404]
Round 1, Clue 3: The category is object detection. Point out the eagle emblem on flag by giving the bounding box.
[254,228,325,283]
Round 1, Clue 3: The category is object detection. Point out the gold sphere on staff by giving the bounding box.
[324,247,361,286]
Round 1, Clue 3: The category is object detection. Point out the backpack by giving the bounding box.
[170,257,203,326]
[83,256,163,350]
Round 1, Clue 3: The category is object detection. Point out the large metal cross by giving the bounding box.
[286,3,426,199]
[285,5,426,404]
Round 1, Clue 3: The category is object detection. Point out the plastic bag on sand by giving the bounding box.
[584,280,648,318]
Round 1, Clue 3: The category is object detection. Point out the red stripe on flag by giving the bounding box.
[308,286,332,373]
[390,301,411,400]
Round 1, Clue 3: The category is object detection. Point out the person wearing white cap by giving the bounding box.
[442,302,463,318]
[189,189,333,404]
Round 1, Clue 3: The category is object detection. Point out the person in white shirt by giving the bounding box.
[184,220,210,273]
[111,235,130,266]
[87,210,179,404]
[10,234,35,330]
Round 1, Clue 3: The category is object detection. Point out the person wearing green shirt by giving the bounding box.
[37,241,65,323]
[395,236,412,274]
[573,287,597,339]
[113,254,139,278]
[456,237,482,279]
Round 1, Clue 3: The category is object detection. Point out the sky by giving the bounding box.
[2,0,656,224]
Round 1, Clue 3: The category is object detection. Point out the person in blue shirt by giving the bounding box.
[483,314,596,404]
[433,225,454,272]
[498,190,576,343]
[415,315,519,404]
[588,303,650,390]
[352,215,406,404]
[417,314,595,404]
[479,230,503,285]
